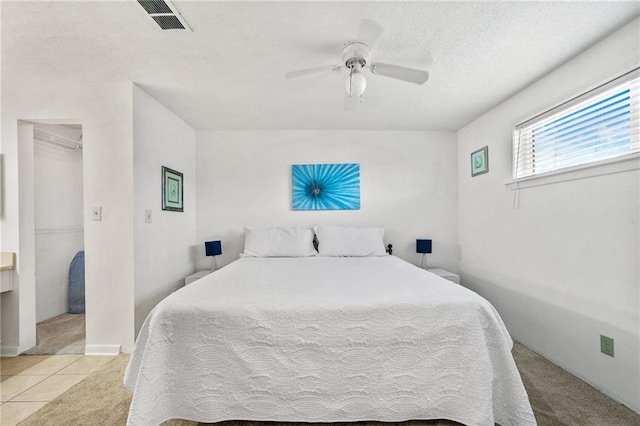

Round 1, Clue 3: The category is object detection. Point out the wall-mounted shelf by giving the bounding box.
[1,252,16,293]
[1,252,15,271]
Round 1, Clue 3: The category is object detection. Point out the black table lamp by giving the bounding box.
[204,240,222,271]
[416,239,432,269]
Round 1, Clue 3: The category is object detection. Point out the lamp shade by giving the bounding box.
[345,71,367,97]
[416,239,432,254]
[204,240,222,256]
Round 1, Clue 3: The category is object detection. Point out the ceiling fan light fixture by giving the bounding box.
[346,69,367,97]
[285,21,430,104]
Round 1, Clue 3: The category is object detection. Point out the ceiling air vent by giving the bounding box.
[137,0,191,31]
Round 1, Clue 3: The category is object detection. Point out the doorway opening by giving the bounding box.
[23,123,85,355]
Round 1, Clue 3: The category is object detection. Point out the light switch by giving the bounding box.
[145,209,152,223]
[92,206,102,221]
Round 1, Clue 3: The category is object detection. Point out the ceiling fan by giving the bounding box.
[285,20,430,101]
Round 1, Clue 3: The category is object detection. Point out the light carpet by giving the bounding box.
[18,342,640,426]
[22,313,85,355]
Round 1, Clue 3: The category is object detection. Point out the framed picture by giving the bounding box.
[471,146,489,177]
[162,166,183,212]
[292,163,360,210]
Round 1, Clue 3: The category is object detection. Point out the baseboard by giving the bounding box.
[1,345,20,357]
[84,344,121,356]
[2,344,121,357]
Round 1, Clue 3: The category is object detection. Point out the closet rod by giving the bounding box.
[34,128,83,150]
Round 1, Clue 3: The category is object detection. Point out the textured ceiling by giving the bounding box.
[2,1,639,130]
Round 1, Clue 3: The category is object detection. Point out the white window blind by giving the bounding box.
[514,68,640,180]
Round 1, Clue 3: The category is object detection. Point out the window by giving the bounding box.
[514,69,639,180]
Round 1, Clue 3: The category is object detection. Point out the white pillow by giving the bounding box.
[314,225,387,257]
[242,226,317,257]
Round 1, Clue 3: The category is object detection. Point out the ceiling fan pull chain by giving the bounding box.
[348,65,355,97]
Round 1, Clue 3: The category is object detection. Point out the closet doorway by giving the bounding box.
[24,123,85,355]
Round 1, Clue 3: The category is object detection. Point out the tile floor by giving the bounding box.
[1,354,115,426]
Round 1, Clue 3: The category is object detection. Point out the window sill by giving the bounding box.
[505,153,640,190]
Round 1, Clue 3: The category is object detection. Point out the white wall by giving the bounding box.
[1,82,135,355]
[133,85,196,335]
[0,122,37,355]
[196,131,458,271]
[457,18,640,412]
[34,124,84,322]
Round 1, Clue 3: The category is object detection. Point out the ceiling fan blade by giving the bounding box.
[358,19,383,49]
[369,62,429,85]
[285,65,343,79]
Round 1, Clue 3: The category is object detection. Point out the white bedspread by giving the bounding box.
[124,256,535,426]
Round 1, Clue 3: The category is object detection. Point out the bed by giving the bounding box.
[124,227,535,426]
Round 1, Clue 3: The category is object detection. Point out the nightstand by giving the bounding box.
[427,268,460,284]
[185,270,211,286]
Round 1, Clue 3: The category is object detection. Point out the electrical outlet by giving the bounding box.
[600,335,614,357]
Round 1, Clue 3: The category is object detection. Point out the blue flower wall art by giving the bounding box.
[292,163,361,210]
